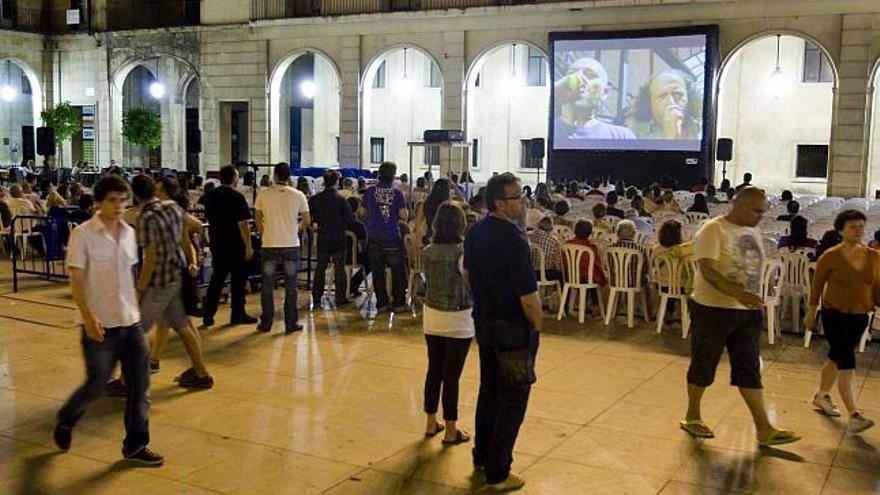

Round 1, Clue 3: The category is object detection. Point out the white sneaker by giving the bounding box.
[849,413,875,434]
[812,393,842,417]
[481,473,525,493]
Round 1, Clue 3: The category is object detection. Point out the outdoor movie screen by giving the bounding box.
[551,33,710,152]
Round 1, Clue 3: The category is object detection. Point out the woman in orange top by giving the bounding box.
[565,219,606,286]
[804,209,877,434]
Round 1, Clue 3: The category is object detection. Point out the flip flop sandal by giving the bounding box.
[425,424,445,438]
[758,429,801,447]
[680,420,715,438]
[442,430,471,446]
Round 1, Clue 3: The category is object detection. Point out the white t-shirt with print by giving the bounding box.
[691,216,764,310]
[254,185,309,248]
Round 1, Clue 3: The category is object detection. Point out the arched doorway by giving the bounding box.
[717,34,835,195]
[361,46,443,170]
[0,58,41,167]
[121,65,162,169]
[465,42,549,185]
[269,51,340,169]
[864,63,880,198]
[183,76,200,174]
[113,56,199,171]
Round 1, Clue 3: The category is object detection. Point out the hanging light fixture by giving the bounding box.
[504,43,523,93]
[1,61,16,103]
[396,47,415,94]
[768,34,785,91]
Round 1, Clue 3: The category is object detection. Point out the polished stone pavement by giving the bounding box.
[1,265,880,494]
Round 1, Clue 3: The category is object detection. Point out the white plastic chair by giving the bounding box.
[778,251,811,335]
[557,244,605,323]
[684,211,709,225]
[652,254,691,338]
[531,244,562,312]
[604,247,649,328]
[761,259,784,344]
[552,224,574,242]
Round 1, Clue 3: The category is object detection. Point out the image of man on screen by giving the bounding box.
[553,57,636,141]
[629,69,702,140]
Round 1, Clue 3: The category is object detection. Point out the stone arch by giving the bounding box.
[0,56,44,143]
[716,31,838,195]
[268,48,342,164]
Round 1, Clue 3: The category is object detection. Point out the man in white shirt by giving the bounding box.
[680,187,800,448]
[255,163,311,333]
[54,175,164,466]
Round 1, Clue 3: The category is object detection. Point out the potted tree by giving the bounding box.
[122,107,162,170]
[40,102,82,167]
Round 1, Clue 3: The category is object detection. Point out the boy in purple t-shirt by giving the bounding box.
[364,162,409,312]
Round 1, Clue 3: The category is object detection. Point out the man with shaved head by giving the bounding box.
[680,187,801,447]
[553,57,636,142]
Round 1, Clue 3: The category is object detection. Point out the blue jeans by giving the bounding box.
[260,247,300,330]
[57,324,151,455]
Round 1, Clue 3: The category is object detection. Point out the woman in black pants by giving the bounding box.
[421,201,473,445]
[805,209,876,434]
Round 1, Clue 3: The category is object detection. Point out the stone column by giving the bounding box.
[440,31,466,179]
[339,35,360,168]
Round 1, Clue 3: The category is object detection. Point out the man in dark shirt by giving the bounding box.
[605,191,625,218]
[309,170,357,307]
[202,165,256,327]
[364,162,409,312]
[776,200,799,222]
[463,172,542,492]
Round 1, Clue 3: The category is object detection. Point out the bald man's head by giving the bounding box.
[730,186,767,227]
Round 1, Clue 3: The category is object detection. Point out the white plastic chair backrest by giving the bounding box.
[560,243,598,285]
[530,243,550,283]
[552,225,574,241]
[685,211,709,225]
[760,259,784,301]
[779,251,810,288]
[606,247,644,289]
[652,254,689,297]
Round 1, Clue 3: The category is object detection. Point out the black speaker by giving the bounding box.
[21,125,35,161]
[529,138,545,159]
[186,129,202,154]
[423,129,464,142]
[717,138,733,162]
[37,127,55,156]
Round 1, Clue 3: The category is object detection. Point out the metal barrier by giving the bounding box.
[11,215,70,292]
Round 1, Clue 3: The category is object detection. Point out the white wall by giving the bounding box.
[717,35,834,195]
[466,44,549,184]
[867,69,880,197]
[362,48,442,169]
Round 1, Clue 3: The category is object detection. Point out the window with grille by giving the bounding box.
[426,61,442,88]
[370,138,385,164]
[0,0,11,21]
[795,144,828,178]
[471,138,479,169]
[803,41,833,83]
[425,146,440,166]
[527,47,546,87]
[20,74,30,94]
[373,61,386,89]
[520,140,540,169]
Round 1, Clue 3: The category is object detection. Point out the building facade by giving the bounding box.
[1,0,880,196]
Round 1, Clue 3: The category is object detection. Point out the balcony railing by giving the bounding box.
[107,0,200,31]
[250,0,537,20]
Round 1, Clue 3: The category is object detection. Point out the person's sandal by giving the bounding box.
[425,423,445,438]
[680,419,715,438]
[442,430,471,446]
[758,429,801,447]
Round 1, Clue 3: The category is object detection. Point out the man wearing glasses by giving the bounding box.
[463,173,542,492]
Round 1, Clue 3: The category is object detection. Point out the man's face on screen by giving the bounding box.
[650,72,688,127]
[568,58,607,113]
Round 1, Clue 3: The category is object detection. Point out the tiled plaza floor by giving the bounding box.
[1,263,880,494]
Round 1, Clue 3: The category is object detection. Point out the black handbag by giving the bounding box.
[181,268,202,317]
